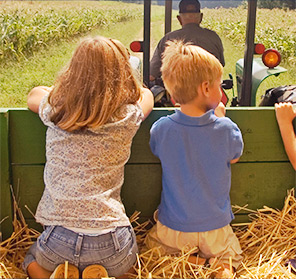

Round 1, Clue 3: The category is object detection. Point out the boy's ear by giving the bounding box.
[201,81,210,97]
[198,13,203,24]
[177,15,182,25]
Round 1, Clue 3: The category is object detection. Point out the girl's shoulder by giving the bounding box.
[39,93,54,127]
[90,103,144,133]
[109,102,143,124]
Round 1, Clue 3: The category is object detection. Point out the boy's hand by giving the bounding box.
[214,102,226,117]
[275,102,296,124]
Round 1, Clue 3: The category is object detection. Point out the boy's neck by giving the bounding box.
[180,102,209,117]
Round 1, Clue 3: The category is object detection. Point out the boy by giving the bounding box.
[145,40,243,277]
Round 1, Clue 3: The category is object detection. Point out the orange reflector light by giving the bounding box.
[254,43,265,54]
[130,41,143,52]
[262,49,281,68]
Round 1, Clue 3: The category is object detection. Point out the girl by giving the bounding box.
[23,36,154,279]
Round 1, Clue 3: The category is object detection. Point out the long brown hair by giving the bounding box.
[47,36,141,132]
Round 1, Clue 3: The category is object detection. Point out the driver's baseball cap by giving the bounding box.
[179,0,201,13]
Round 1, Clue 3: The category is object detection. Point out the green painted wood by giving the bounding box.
[26,219,43,233]
[131,107,291,163]
[9,109,46,165]
[11,165,45,220]
[122,164,162,218]
[129,109,174,163]
[9,161,294,230]
[231,162,295,211]
[0,109,13,239]
[226,107,288,162]
[2,107,296,238]
[7,108,292,165]
[10,164,162,221]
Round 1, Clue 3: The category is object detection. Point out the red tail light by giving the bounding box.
[254,43,265,54]
[130,41,143,52]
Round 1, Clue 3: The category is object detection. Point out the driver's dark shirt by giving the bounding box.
[150,23,225,78]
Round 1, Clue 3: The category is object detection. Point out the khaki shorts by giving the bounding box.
[145,215,242,269]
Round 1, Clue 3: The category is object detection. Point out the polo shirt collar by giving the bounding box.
[170,109,217,126]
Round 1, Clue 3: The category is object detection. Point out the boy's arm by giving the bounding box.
[229,122,244,165]
[275,103,296,170]
[27,86,52,113]
[138,87,154,120]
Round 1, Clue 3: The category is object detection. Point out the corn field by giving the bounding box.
[1,2,296,64]
[203,6,296,65]
[0,1,142,61]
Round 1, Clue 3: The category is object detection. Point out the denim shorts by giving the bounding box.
[23,225,138,277]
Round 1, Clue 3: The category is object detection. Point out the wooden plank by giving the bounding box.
[11,165,45,220]
[9,161,295,230]
[10,164,162,222]
[231,162,295,211]
[26,219,43,233]
[131,107,290,163]
[5,108,296,237]
[122,164,162,218]
[227,107,288,162]
[129,108,174,163]
[9,109,46,165]
[123,162,295,223]
[7,107,292,164]
[0,109,13,239]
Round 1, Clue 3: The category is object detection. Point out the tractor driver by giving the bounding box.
[150,0,225,82]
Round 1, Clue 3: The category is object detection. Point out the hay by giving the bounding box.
[0,190,40,279]
[2,190,296,278]
[129,189,296,278]
[234,188,296,278]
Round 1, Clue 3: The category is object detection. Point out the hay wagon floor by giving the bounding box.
[1,190,296,279]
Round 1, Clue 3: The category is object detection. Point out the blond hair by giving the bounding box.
[47,36,141,132]
[161,40,223,104]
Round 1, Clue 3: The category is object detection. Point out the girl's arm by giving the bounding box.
[230,157,240,164]
[214,102,226,117]
[27,86,52,113]
[138,87,154,120]
[275,102,296,170]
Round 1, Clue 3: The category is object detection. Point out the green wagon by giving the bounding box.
[1,107,295,240]
[1,0,296,241]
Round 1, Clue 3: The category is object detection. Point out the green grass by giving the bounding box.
[0,3,168,108]
[0,18,145,108]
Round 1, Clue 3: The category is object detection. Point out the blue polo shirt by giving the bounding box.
[150,109,243,232]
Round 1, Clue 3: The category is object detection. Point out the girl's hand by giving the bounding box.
[138,87,154,120]
[275,102,296,124]
[214,102,226,117]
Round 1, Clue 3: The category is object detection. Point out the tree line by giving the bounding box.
[110,0,296,9]
[257,0,296,9]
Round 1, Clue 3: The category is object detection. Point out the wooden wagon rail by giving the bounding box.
[1,108,295,240]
